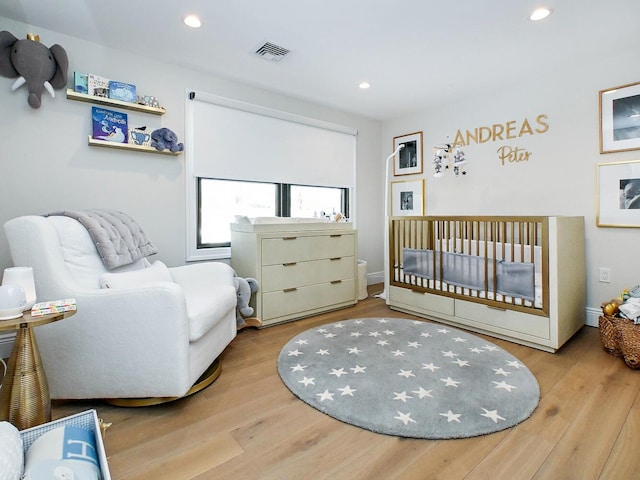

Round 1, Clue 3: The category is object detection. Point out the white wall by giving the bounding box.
[381,44,640,322]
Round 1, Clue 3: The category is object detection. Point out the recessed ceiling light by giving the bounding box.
[184,15,202,28]
[359,82,371,89]
[530,7,552,21]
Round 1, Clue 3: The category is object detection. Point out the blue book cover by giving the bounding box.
[92,107,128,143]
[73,71,88,94]
[108,81,137,103]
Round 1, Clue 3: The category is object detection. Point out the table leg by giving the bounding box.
[0,326,51,429]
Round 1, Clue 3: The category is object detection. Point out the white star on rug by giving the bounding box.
[383,330,395,335]
[324,332,337,338]
[316,390,334,401]
[334,323,345,328]
[290,364,306,372]
[469,347,484,354]
[298,377,315,386]
[438,328,451,334]
[493,368,510,376]
[350,365,366,373]
[483,345,499,351]
[329,368,348,378]
[393,391,413,402]
[288,349,303,357]
[452,359,470,367]
[422,363,440,372]
[378,319,390,323]
[338,385,356,396]
[295,339,309,345]
[420,332,432,338]
[377,339,390,346]
[348,347,362,354]
[412,387,433,399]
[392,350,405,356]
[394,411,417,425]
[453,337,467,343]
[350,332,363,337]
[440,410,462,422]
[354,319,364,324]
[407,341,421,348]
[481,408,506,423]
[398,369,415,378]
[316,349,330,356]
[507,360,523,369]
[441,377,461,387]
[317,328,328,333]
[369,331,381,337]
[493,380,517,392]
[442,350,459,358]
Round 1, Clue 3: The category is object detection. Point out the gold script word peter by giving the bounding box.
[497,146,532,165]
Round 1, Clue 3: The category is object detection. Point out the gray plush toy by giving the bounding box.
[233,275,260,330]
[0,31,68,109]
[150,127,184,153]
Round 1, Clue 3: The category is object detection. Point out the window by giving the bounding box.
[198,179,348,248]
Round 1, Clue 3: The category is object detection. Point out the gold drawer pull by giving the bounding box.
[283,262,297,266]
[329,234,342,238]
[330,257,341,261]
[330,280,343,285]
[282,236,297,240]
[283,287,298,293]
[487,306,507,311]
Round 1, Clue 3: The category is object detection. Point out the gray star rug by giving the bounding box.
[277,318,540,439]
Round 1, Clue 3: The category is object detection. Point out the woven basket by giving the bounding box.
[599,315,640,369]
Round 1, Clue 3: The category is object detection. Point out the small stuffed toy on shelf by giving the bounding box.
[150,127,184,153]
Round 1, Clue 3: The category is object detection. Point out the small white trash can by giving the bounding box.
[357,260,368,301]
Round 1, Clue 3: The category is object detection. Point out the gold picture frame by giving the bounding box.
[391,179,424,216]
[597,159,640,227]
[599,81,640,154]
[393,132,423,176]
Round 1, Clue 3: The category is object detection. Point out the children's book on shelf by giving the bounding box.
[87,73,110,98]
[73,71,88,94]
[108,80,137,103]
[92,107,128,143]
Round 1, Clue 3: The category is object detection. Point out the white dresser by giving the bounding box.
[231,221,358,327]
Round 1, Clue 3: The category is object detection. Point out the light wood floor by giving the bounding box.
[53,285,640,480]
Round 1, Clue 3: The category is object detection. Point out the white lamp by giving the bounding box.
[2,266,37,310]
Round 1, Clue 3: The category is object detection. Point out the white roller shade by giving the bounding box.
[187,91,357,187]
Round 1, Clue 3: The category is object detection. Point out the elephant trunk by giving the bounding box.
[11,75,55,109]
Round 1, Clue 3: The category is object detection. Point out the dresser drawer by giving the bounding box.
[262,256,355,292]
[262,278,356,320]
[262,234,355,265]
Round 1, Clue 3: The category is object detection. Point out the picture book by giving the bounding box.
[92,107,128,143]
[73,71,88,94]
[109,80,137,103]
[87,73,110,98]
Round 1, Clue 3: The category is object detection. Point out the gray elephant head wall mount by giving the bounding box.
[0,31,69,109]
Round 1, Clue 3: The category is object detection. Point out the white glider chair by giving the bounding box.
[4,214,237,406]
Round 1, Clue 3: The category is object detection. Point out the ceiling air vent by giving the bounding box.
[254,42,290,62]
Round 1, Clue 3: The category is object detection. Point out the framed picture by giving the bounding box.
[393,132,423,176]
[597,160,640,227]
[391,179,424,216]
[599,81,640,154]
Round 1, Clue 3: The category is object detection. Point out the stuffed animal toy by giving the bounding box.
[233,275,260,330]
[150,127,184,152]
[0,31,69,109]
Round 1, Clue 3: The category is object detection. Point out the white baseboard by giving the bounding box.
[585,306,601,328]
[367,270,384,285]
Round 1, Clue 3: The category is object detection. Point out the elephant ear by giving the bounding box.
[0,31,19,78]
[48,43,68,88]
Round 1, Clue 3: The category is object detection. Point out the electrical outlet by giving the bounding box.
[599,267,611,283]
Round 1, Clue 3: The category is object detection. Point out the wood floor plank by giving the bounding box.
[47,285,638,479]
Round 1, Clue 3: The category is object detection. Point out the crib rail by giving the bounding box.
[389,216,549,316]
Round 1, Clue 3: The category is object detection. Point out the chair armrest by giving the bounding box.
[169,261,235,290]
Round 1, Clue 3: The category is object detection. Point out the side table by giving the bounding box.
[0,310,76,429]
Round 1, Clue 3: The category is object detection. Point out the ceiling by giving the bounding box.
[1,0,638,120]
